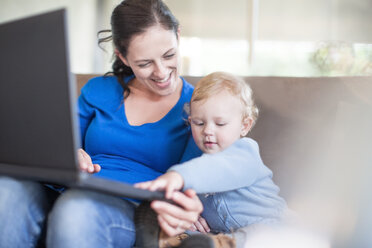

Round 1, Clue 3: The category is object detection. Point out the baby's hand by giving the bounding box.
[135,171,184,199]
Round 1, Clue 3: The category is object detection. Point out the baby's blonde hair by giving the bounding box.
[191,71,259,127]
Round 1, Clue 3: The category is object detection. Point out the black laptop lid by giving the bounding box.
[0,9,81,183]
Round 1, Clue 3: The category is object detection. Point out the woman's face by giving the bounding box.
[119,25,181,96]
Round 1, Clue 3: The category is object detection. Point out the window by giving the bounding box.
[165,0,372,76]
[2,0,371,76]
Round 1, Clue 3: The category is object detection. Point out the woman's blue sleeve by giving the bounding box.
[179,134,202,163]
[77,84,95,148]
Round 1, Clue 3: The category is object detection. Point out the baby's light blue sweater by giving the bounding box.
[170,138,288,233]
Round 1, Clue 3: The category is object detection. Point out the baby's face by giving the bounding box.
[189,91,251,154]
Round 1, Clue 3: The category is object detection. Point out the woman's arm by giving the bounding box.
[78,84,95,148]
[77,80,100,173]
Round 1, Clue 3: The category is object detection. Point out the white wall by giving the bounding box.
[0,0,107,74]
[1,0,371,75]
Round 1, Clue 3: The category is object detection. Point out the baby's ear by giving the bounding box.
[241,117,253,136]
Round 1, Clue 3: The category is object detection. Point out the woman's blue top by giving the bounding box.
[78,75,200,184]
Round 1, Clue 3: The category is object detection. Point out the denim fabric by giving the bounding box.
[47,189,137,248]
[0,176,137,248]
[0,176,55,248]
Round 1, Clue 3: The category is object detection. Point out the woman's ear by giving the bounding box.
[241,117,253,137]
[114,49,129,67]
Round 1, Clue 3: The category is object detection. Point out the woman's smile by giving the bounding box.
[152,71,172,89]
[121,25,181,97]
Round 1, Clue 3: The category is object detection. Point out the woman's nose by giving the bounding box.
[153,62,167,78]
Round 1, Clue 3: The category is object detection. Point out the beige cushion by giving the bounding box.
[75,74,372,207]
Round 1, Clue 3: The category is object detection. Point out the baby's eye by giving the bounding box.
[216,123,226,126]
[192,120,204,126]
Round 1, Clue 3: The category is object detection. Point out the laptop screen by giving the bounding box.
[0,9,81,182]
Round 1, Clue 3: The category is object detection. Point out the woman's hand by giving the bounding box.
[135,171,184,199]
[189,216,210,233]
[151,189,203,236]
[77,148,101,174]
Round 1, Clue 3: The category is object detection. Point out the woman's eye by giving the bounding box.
[138,62,151,68]
[164,53,175,59]
[216,123,226,126]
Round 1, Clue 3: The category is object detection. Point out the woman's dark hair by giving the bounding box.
[98,0,179,98]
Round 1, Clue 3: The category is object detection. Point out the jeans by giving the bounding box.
[0,176,55,247]
[0,176,137,248]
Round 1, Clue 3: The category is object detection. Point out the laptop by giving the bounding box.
[0,9,165,201]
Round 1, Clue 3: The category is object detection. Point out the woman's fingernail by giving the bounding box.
[172,191,180,199]
[152,202,159,208]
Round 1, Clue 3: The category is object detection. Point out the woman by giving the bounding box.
[0,0,203,247]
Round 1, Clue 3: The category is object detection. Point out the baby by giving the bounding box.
[137,71,288,235]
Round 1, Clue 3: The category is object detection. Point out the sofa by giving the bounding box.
[76,74,372,244]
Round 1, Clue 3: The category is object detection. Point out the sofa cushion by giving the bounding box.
[75,74,372,208]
